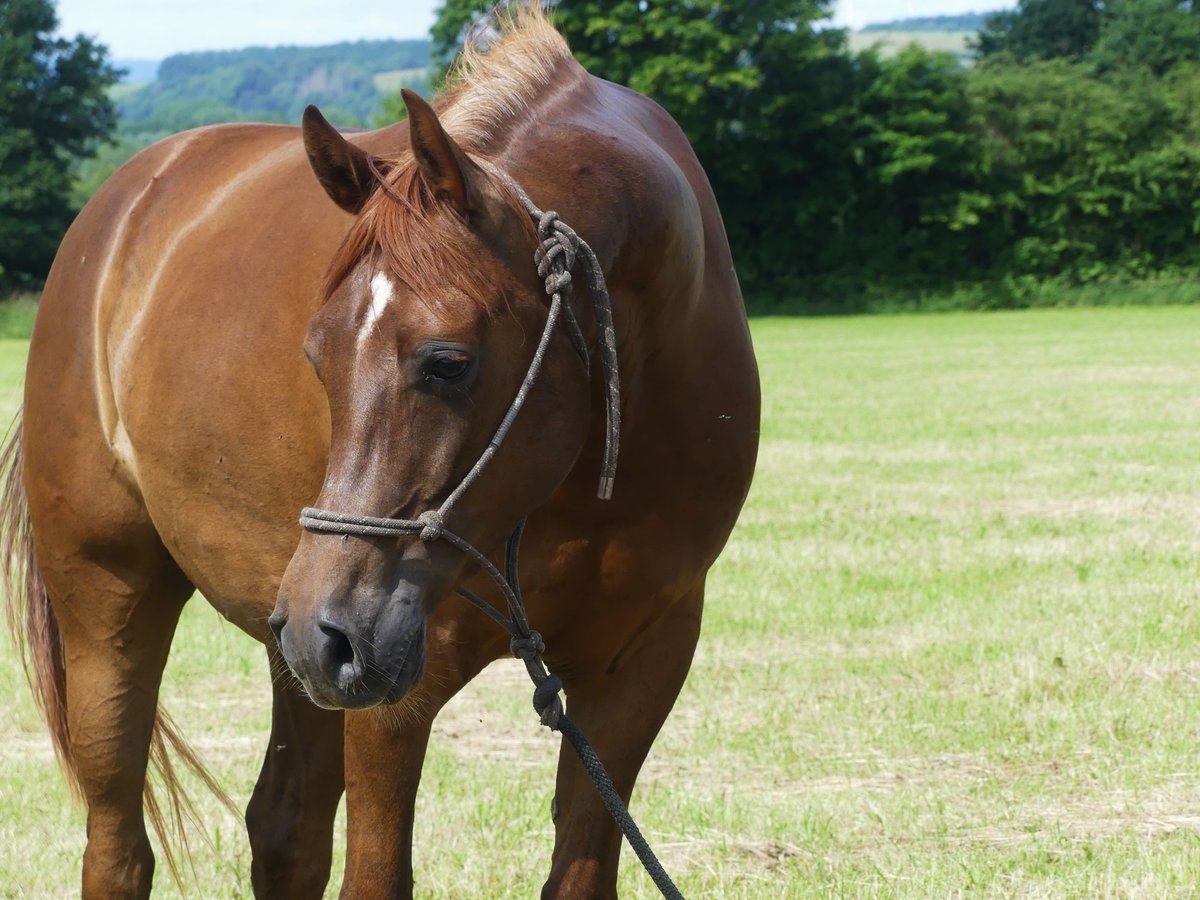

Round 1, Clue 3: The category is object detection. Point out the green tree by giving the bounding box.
[848,45,982,279]
[0,0,120,288]
[1089,0,1200,76]
[431,1,862,295]
[967,59,1200,282]
[973,0,1101,62]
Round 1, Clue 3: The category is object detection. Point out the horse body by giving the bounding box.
[11,12,757,898]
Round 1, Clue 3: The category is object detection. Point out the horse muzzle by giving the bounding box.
[269,589,427,710]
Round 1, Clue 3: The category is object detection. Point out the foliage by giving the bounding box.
[36,0,1200,311]
[0,0,119,288]
[966,59,1200,284]
[69,41,434,212]
[1089,0,1200,76]
[374,68,436,127]
[119,40,431,131]
[430,1,873,292]
[426,1,1200,305]
[974,0,1101,61]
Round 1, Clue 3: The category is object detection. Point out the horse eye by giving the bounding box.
[426,350,472,382]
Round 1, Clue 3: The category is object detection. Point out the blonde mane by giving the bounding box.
[322,4,575,306]
[438,4,575,149]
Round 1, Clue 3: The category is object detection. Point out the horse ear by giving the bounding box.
[302,104,376,214]
[401,88,476,215]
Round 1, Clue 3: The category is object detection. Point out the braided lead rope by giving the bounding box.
[474,158,621,500]
[476,523,684,900]
[303,288,563,548]
[434,289,564,524]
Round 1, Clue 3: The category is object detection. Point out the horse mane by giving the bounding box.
[437,4,575,150]
[321,4,575,308]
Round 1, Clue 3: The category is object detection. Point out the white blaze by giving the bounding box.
[358,271,394,350]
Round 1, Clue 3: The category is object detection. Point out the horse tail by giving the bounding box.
[0,413,74,793]
[1,412,236,886]
[144,708,239,886]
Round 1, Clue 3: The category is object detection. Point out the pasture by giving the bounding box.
[846,29,974,61]
[1,306,1198,896]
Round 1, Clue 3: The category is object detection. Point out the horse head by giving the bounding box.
[271,91,592,709]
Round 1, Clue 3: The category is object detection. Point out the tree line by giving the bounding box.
[119,39,432,133]
[434,0,1200,309]
[5,0,1200,310]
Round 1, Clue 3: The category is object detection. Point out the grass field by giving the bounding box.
[2,307,1199,896]
[846,30,973,61]
[373,67,432,93]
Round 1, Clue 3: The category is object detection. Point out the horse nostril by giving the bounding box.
[268,611,287,647]
[317,620,362,691]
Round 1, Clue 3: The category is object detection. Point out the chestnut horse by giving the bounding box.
[3,9,758,898]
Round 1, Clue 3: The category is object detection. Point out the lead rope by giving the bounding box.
[299,162,681,898]
[475,158,622,501]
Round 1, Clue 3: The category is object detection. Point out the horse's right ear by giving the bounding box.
[302,105,376,214]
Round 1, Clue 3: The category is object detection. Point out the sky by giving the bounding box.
[56,0,1008,60]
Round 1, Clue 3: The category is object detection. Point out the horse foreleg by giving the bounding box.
[333,609,501,898]
[541,587,704,900]
[338,701,435,899]
[247,654,345,899]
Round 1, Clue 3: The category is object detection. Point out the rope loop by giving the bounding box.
[537,212,578,280]
[532,673,564,729]
[537,210,561,237]
[416,510,444,542]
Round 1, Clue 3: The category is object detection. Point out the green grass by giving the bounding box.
[3,307,1200,895]
[373,67,431,93]
[0,297,40,340]
[747,276,1200,316]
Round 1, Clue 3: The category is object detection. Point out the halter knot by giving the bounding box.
[535,213,578,279]
[544,270,572,294]
[416,510,444,542]
[510,631,546,660]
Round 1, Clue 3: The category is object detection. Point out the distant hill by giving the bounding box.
[112,59,161,84]
[117,39,432,132]
[860,12,996,32]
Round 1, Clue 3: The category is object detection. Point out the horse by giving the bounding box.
[2,8,759,897]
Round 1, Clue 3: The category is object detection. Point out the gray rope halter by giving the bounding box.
[297,161,683,898]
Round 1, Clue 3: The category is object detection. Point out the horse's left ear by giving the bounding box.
[402,88,476,215]
[302,104,376,214]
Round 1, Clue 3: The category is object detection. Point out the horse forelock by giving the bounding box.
[320,3,569,313]
[320,161,538,316]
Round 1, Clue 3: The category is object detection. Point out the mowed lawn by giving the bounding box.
[1,306,1199,896]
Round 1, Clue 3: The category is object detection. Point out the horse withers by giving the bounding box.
[3,9,759,898]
